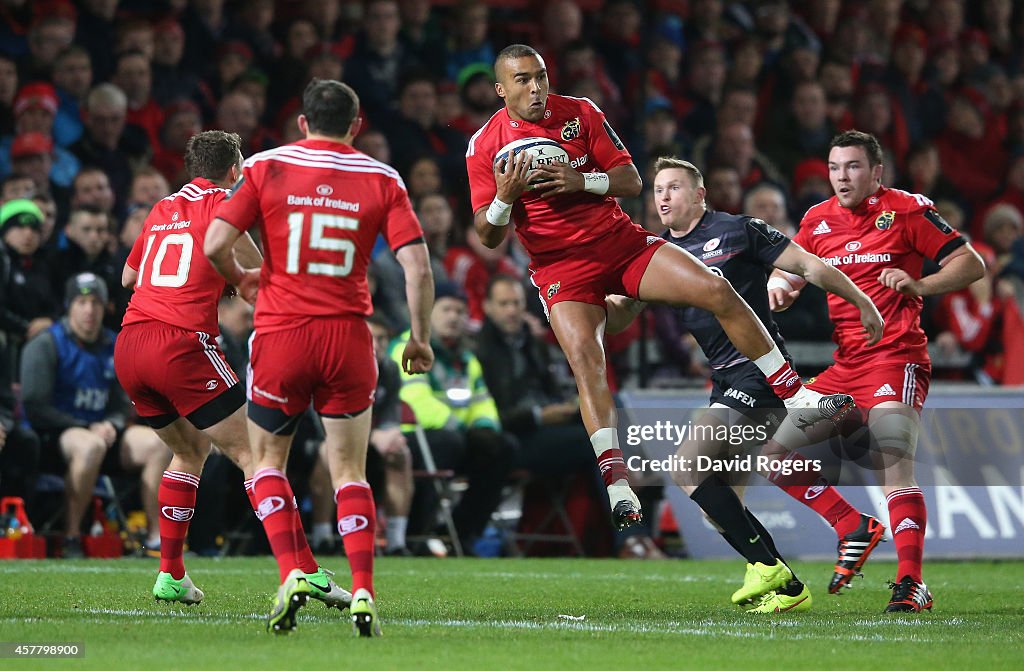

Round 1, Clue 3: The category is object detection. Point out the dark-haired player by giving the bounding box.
[466,44,854,548]
[206,79,434,636]
[607,157,884,612]
[116,130,352,610]
[767,130,985,612]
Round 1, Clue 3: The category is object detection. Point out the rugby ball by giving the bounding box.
[493,137,569,185]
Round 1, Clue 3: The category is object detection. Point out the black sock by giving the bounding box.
[690,476,775,565]
[745,507,801,585]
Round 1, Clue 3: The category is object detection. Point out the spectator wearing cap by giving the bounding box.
[763,80,836,182]
[48,206,122,328]
[70,83,150,213]
[113,51,164,155]
[0,199,57,344]
[20,273,170,557]
[8,132,71,218]
[444,63,499,136]
[0,82,80,189]
[51,47,92,148]
[391,281,515,554]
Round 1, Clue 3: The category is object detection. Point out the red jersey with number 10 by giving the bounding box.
[794,186,966,364]
[215,139,424,333]
[466,94,639,263]
[122,177,231,334]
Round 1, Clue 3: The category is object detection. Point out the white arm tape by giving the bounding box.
[485,196,512,226]
[767,277,794,292]
[583,172,610,195]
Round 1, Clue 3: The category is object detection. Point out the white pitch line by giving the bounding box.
[0,609,959,644]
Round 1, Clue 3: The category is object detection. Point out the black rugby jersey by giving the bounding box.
[663,209,791,369]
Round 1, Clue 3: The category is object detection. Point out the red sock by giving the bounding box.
[765,361,806,400]
[336,482,376,596]
[887,487,926,582]
[597,449,628,487]
[158,470,199,580]
[253,468,316,582]
[767,452,862,537]
[244,478,258,514]
[291,497,319,574]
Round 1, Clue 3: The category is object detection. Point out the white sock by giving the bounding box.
[590,427,627,486]
[386,516,408,550]
[311,522,333,545]
[752,344,786,376]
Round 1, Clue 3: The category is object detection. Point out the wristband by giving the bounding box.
[767,277,794,292]
[485,196,512,226]
[583,172,610,195]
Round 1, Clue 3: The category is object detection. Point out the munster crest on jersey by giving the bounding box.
[561,117,581,141]
[875,210,895,230]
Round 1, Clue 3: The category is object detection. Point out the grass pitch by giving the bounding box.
[1,557,1021,670]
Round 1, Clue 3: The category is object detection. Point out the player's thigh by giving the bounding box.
[201,405,252,469]
[153,416,211,461]
[548,300,608,372]
[321,411,373,483]
[868,401,921,487]
[635,243,733,309]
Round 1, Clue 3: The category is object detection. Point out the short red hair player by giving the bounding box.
[206,79,434,637]
[467,45,853,575]
[768,130,985,612]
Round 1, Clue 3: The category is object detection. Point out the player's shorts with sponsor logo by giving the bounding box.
[529,222,666,316]
[807,360,931,412]
[709,360,786,412]
[247,316,378,420]
[114,322,243,429]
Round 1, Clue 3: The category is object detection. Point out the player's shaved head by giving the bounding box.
[185,130,242,181]
[494,44,540,75]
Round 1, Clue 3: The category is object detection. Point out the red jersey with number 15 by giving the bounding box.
[122,177,231,334]
[215,139,424,333]
[466,94,640,263]
[794,186,966,365]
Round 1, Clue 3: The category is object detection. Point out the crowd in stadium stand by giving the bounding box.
[1,0,1023,556]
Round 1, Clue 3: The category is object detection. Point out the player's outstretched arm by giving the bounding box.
[605,294,646,335]
[396,242,434,374]
[879,244,985,297]
[530,162,642,200]
[773,243,884,345]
